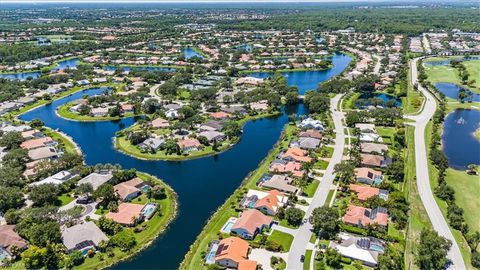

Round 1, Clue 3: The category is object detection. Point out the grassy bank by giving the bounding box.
[180,124,295,270]
[57,102,137,122]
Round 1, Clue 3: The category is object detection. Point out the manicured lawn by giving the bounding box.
[403,73,424,115]
[268,230,294,252]
[43,127,79,154]
[309,233,317,244]
[303,249,313,270]
[57,193,74,206]
[445,169,480,232]
[425,58,480,93]
[77,172,177,270]
[376,126,395,145]
[303,180,320,198]
[180,124,295,270]
[325,188,335,206]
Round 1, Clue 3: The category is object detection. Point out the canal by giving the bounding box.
[19,54,351,269]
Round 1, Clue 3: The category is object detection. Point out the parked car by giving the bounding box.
[300,255,305,262]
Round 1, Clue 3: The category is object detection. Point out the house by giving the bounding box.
[343,205,388,227]
[360,154,390,168]
[299,117,324,131]
[0,225,28,259]
[61,222,108,254]
[165,108,179,119]
[214,237,257,269]
[297,137,321,150]
[177,138,201,153]
[28,147,59,161]
[354,167,384,185]
[114,177,149,201]
[199,120,224,132]
[280,147,313,163]
[231,209,273,240]
[76,79,90,86]
[258,174,298,194]
[151,118,170,129]
[21,129,43,140]
[221,107,247,115]
[0,102,22,114]
[359,133,382,143]
[329,232,385,267]
[349,184,389,201]
[29,170,77,187]
[240,189,288,215]
[198,130,226,143]
[121,104,134,114]
[138,137,165,151]
[249,100,269,111]
[20,136,55,150]
[355,123,376,133]
[77,172,113,191]
[210,111,232,120]
[106,203,145,226]
[299,129,323,140]
[91,107,109,117]
[360,143,388,154]
[269,159,304,178]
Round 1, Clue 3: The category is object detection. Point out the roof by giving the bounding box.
[78,172,113,190]
[282,147,313,163]
[177,138,201,149]
[198,130,225,141]
[210,111,232,119]
[28,146,58,161]
[62,222,108,251]
[238,260,258,270]
[354,167,382,180]
[106,203,144,226]
[20,136,53,150]
[299,129,323,139]
[254,190,282,213]
[298,137,321,149]
[215,236,250,263]
[0,225,28,253]
[343,205,388,227]
[114,182,141,201]
[360,154,385,167]
[269,161,304,178]
[151,118,170,128]
[360,143,388,154]
[260,174,298,193]
[329,233,384,266]
[232,209,272,235]
[349,184,380,201]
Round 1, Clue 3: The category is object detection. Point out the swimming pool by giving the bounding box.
[220,217,238,234]
[205,241,220,264]
[141,203,158,219]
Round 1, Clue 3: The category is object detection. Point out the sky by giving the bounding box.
[1,0,448,3]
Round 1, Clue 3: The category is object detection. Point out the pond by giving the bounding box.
[248,52,351,94]
[0,58,80,80]
[355,93,402,108]
[18,52,349,269]
[183,48,204,59]
[442,109,480,170]
[434,82,480,102]
[425,56,480,66]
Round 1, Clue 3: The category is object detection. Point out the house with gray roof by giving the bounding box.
[298,137,321,150]
[198,130,226,142]
[77,172,113,191]
[62,222,108,253]
[28,147,59,161]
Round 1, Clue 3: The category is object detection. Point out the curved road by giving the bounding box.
[406,57,466,270]
[286,94,346,269]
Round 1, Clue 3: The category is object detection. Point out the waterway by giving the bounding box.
[434,82,480,102]
[18,53,350,269]
[442,109,480,170]
[425,56,480,66]
[183,48,204,59]
[248,52,352,94]
[0,58,79,80]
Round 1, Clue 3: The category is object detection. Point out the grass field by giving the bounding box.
[303,249,313,270]
[424,58,480,93]
[303,180,320,197]
[268,230,294,252]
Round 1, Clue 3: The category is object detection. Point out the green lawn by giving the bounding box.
[57,193,74,206]
[425,58,480,93]
[268,230,294,252]
[180,124,296,270]
[303,180,320,197]
[325,188,335,206]
[303,249,313,270]
[77,172,177,270]
[43,127,79,154]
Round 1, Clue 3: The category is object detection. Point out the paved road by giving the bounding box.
[373,54,382,75]
[286,94,346,270]
[406,57,466,270]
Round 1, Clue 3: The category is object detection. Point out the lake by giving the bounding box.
[355,92,402,108]
[442,109,480,170]
[184,48,204,59]
[425,56,480,66]
[18,53,350,269]
[248,52,352,94]
[434,82,480,102]
[0,58,80,80]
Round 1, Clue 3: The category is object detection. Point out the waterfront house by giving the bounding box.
[29,170,77,187]
[231,209,273,240]
[214,237,257,269]
[299,129,323,140]
[151,118,170,129]
[299,117,325,131]
[138,137,165,151]
[106,203,145,226]
[198,130,226,143]
[240,189,288,215]
[114,177,149,201]
[177,138,202,153]
[28,147,59,161]
[269,159,304,178]
[343,205,388,227]
[20,136,56,150]
[297,137,321,150]
[280,147,313,163]
[258,174,299,194]
[61,222,108,254]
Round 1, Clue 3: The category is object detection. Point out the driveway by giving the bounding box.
[250,248,289,270]
[405,57,466,270]
[60,199,99,220]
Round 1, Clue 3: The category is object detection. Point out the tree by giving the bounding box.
[78,104,91,115]
[0,186,24,213]
[223,121,241,138]
[333,161,355,184]
[285,90,299,105]
[98,216,124,236]
[378,244,404,270]
[161,139,180,155]
[416,229,452,270]
[93,184,117,208]
[109,229,136,252]
[466,231,480,251]
[197,135,210,146]
[285,207,304,226]
[2,148,28,169]
[29,119,44,129]
[23,245,47,269]
[68,250,85,266]
[324,248,342,268]
[142,98,161,114]
[29,184,59,207]
[26,221,62,247]
[128,131,149,145]
[0,131,24,150]
[108,103,122,117]
[75,183,93,196]
[304,91,330,114]
[310,206,340,239]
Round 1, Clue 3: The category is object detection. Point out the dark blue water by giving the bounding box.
[18,54,349,269]
[183,48,204,59]
[435,82,480,102]
[0,58,80,80]
[104,65,176,72]
[355,93,402,108]
[248,53,351,94]
[442,109,480,170]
